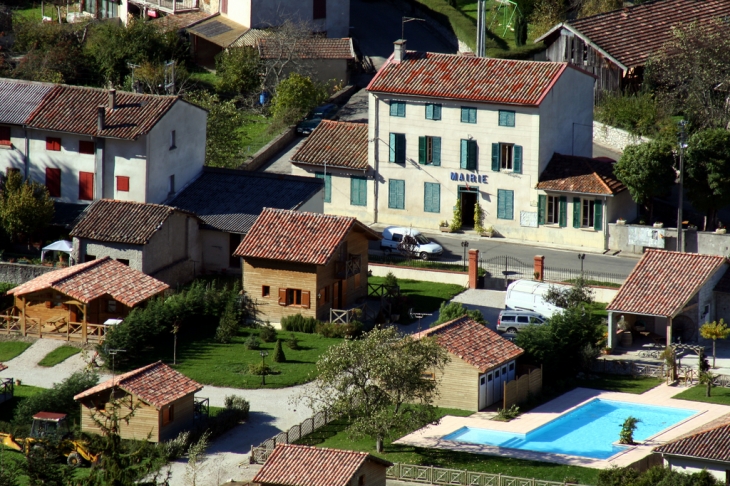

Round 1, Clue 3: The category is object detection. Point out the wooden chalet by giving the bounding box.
[2,257,169,343]
[233,208,380,323]
[74,361,204,443]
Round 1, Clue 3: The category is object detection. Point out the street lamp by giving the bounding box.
[259,350,269,386]
[677,120,687,251]
[577,253,585,279]
[401,16,425,40]
[461,241,469,272]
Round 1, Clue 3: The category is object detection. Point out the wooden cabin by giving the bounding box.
[3,257,169,343]
[73,361,203,443]
[234,208,380,323]
[412,317,525,411]
[253,444,392,486]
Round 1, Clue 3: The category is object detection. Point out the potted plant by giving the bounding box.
[450,202,463,232]
[603,347,612,355]
[482,225,495,237]
[616,218,626,225]
[474,202,485,235]
[653,222,664,229]
[716,222,726,234]
[439,220,450,232]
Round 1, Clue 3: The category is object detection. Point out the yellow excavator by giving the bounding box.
[0,412,100,467]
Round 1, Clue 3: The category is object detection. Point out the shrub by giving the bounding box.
[215,298,242,344]
[244,335,260,350]
[595,91,667,137]
[162,431,190,461]
[433,302,486,326]
[495,404,520,421]
[286,333,301,350]
[272,339,286,362]
[280,314,319,333]
[14,371,98,426]
[383,271,398,289]
[271,73,328,124]
[248,362,272,375]
[316,321,363,339]
[259,323,277,343]
[224,395,250,418]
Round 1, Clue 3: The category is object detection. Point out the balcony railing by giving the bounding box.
[335,254,362,279]
[128,0,198,14]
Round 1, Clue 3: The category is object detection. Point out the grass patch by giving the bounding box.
[297,407,599,484]
[368,276,465,316]
[674,385,730,405]
[0,384,45,423]
[587,302,608,318]
[37,346,81,367]
[0,341,32,362]
[369,254,487,276]
[237,112,278,158]
[576,373,663,394]
[167,329,342,389]
[564,278,621,288]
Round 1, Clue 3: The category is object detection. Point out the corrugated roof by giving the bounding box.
[412,317,523,373]
[152,10,214,31]
[168,167,324,234]
[74,361,203,409]
[607,250,727,317]
[537,153,626,195]
[291,120,369,170]
[187,14,249,48]
[654,420,730,463]
[0,78,55,125]
[253,444,392,486]
[367,52,568,106]
[8,257,169,307]
[258,38,355,60]
[234,208,380,265]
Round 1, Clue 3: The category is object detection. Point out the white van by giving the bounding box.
[380,226,443,260]
[504,280,568,318]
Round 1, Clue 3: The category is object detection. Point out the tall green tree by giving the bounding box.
[271,73,328,125]
[184,90,245,168]
[433,302,486,326]
[216,46,262,97]
[0,171,54,243]
[304,327,449,452]
[684,128,730,229]
[613,141,676,221]
[699,319,730,368]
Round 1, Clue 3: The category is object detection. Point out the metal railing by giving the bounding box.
[543,266,625,286]
[194,397,209,420]
[250,409,336,464]
[386,463,583,486]
[0,377,13,405]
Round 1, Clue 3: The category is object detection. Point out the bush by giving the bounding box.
[271,73,328,124]
[280,314,319,333]
[244,335,261,350]
[286,333,301,350]
[595,91,668,137]
[14,371,98,426]
[272,339,286,362]
[224,395,250,417]
[162,431,190,461]
[433,302,486,326]
[215,298,242,344]
[383,271,398,289]
[316,321,363,339]
[259,323,277,343]
[597,465,721,486]
[248,362,272,375]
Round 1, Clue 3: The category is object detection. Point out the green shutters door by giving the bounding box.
[513,145,523,174]
[396,134,406,163]
[460,140,468,169]
[418,136,426,164]
[594,199,603,231]
[432,137,441,166]
[538,194,546,224]
[388,179,405,209]
[424,182,440,213]
[433,104,442,120]
[558,196,567,227]
[389,133,396,162]
[466,140,477,170]
[315,173,331,203]
[573,197,581,228]
[425,104,433,119]
[491,143,500,171]
[497,189,514,220]
[350,177,367,206]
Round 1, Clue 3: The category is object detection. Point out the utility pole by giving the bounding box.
[677,120,687,252]
[164,61,175,95]
[401,16,425,41]
[476,0,486,56]
[106,348,127,390]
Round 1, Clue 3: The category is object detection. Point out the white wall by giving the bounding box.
[291,164,375,222]
[146,100,206,204]
[231,0,348,36]
[222,0,251,26]
[665,456,727,484]
[0,125,28,174]
[295,186,325,213]
[104,136,147,202]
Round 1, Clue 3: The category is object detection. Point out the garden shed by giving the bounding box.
[74,361,203,443]
[412,316,524,411]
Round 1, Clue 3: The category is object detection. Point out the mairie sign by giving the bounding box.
[451,172,488,183]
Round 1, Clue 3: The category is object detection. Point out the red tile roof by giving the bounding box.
[253,444,392,486]
[654,421,730,462]
[291,121,369,170]
[71,199,196,245]
[538,0,730,69]
[74,361,202,409]
[153,10,214,31]
[8,257,169,307]
[258,38,355,60]
[367,52,570,106]
[234,209,380,265]
[537,153,626,195]
[25,84,181,140]
[412,317,523,373]
[607,250,727,317]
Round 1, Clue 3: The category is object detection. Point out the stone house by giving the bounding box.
[233,208,380,323]
[258,37,356,86]
[654,421,730,484]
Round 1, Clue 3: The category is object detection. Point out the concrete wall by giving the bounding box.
[243,126,297,171]
[369,263,469,287]
[0,263,54,285]
[103,136,148,202]
[142,212,201,274]
[593,121,651,153]
[200,229,241,273]
[74,239,144,269]
[609,223,730,257]
[0,125,28,175]
[291,165,375,222]
[245,0,349,37]
[664,456,728,484]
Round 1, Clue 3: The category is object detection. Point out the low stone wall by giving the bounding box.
[241,126,297,172]
[369,264,468,287]
[0,262,55,285]
[328,84,359,106]
[609,223,730,257]
[593,121,651,152]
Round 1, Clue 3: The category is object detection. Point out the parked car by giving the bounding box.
[380,226,443,260]
[504,279,568,318]
[296,103,338,135]
[496,309,547,333]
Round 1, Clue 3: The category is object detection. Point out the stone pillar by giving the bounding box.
[468,249,480,289]
[607,312,616,349]
[533,255,545,281]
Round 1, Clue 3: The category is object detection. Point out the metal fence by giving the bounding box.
[249,409,336,464]
[478,256,625,286]
[543,266,625,286]
[386,463,581,486]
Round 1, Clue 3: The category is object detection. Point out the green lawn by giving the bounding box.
[674,385,730,405]
[168,329,342,389]
[368,276,465,318]
[37,346,81,367]
[0,384,45,423]
[369,255,486,276]
[237,112,278,158]
[297,408,599,484]
[0,341,32,362]
[587,302,608,318]
[576,373,663,394]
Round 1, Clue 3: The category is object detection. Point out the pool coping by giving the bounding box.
[393,384,730,469]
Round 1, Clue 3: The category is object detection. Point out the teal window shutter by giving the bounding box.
[491,143,500,171]
[315,173,331,203]
[497,190,505,219]
[433,104,442,120]
[388,179,405,209]
[460,140,468,169]
[424,182,440,213]
[396,133,406,163]
[573,197,581,228]
[390,101,405,117]
[467,140,477,170]
[506,190,514,220]
[538,194,546,224]
[390,102,397,116]
[351,177,367,206]
[497,189,514,220]
[432,137,441,166]
[461,107,476,124]
[389,133,396,162]
[559,196,567,227]
[469,108,476,123]
[499,110,516,127]
[425,104,433,120]
[594,199,603,231]
[513,145,522,173]
[398,101,405,117]
[418,136,426,164]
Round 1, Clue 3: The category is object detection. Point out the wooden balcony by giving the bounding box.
[335,254,362,280]
[0,303,113,343]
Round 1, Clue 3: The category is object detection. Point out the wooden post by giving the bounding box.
[82,304,87,342]
[20,297,26,336]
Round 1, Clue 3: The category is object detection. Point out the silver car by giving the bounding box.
[496,310,546,334]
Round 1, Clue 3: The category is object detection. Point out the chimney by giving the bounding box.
[97,105,105,131]
[393,39,406,64]
[108,89,116,110]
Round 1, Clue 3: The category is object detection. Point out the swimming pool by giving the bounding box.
[442,399,696,459]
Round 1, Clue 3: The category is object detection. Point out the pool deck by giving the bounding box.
[394,384,730,469]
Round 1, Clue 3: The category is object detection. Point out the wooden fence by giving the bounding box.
[386,463,582,486]
[249,409,335,464]
[503,366,542,409]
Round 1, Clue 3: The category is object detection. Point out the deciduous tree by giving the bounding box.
[271,73,328,125]
[215,46,262,97]
[433,302,486,326]
[0,171,54,244]
[684,128,730,230]
[543,278,594,310]
[699,319,730,368]
[184,90,245,168]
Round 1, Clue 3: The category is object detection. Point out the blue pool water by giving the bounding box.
[442,399,696,459]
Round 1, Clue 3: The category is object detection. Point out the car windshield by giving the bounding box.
[415,234,430,244]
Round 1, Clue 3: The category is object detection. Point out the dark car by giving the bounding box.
[296,103,338,135]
